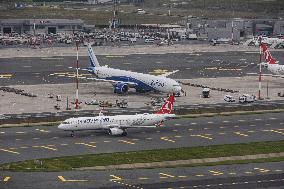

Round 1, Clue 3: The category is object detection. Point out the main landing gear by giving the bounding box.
[70,131,74,137]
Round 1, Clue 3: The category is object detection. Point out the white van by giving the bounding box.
[145,38,154,43]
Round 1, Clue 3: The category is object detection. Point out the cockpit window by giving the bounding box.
[173,85,180,86]
[62,121,70,124]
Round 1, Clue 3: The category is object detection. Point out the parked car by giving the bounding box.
[239,94,256,103]
[224,95,236,102]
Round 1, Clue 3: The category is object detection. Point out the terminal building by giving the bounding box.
[0,19,85,35]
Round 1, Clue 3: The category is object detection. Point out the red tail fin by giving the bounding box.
[156,95,175,114]
[260,43,277,64]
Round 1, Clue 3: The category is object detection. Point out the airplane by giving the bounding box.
[58,94,176,136]
[83,43,183,95]
[260,43,284,77]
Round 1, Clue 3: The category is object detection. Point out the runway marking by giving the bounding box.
[159,173,175,178]
[33,138,40,140]
[9,148,17,150]
[265,123,271,126]
[160,137,175,143]
[52,137,59,139]
[175,124,181,126]
[195,174,204,177]
[204,127,209,130]
[105,55,125,58]
[207,122,214,124]
[0,132,5,134]
[60,143,68,146]
[218,132,226,135]
[16,131,26,134]
[16,139,22,141]
[190,134,213,140]
[190,122,197,125]
[3,177,10,182]
[118,140,135,145]
[269,117,277,120]
[110,175,122,181]
[75,143,97,148]
[172,129,178,132]
[229,172,236,175]
[219,126,225,129]
[238,120,246,122]
[35,129,50,133]
[209,170,223,176]
[234,126,239,128]
[20,146,28,149]
[255,118,262,121]
[222,121,230,123]
[269,130,284,135]
[33,146,57,151]
[247,130,255,133]
[0,148,20,154]
[244,171,253,174]
[146,138,152,140]
[275,169,283,172]
[58,176,88,182]
[254,168,270,173]
[249,124,256,127]
[0,74,13,79]
[175,135,182,138]
[103,140,111,143]
[149,69,169,75]
[138,177,149,180]
[234,132,249,137]
[178,175,187,178]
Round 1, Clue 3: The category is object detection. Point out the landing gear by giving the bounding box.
[122,130,127,136]
[70,131,74,137]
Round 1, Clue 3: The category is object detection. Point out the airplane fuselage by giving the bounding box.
[58,113,176,131]
[88,66,182,93]
[267,64,284,75]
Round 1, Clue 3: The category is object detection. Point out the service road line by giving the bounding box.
[190,134,213,140]
[159,173,175,178]
[118,140,135,145]
[234,132,248,137]
[160,137,175,143]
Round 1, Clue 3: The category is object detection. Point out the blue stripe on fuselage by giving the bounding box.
[106,76,158,92]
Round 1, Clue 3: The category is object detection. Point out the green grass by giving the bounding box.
[1,140,284,171]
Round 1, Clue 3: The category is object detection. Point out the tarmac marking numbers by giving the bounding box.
[234,132,248,137]
[118,140,135,145]
[0,148,20,154]
[75,142,97,148]
[190,134,213,140]
[160,137,175,143]
[58,176,88,182]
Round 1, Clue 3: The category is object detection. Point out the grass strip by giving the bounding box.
[1,140,284,171]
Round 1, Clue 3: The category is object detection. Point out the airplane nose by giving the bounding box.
[58,124,64,130]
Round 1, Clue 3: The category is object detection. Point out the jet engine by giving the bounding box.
[114,83,129,94]
[108,128,126,136]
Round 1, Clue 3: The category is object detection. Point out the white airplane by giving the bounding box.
[260,43,284,77]
[58,95,176,136]
[84,43,183,95]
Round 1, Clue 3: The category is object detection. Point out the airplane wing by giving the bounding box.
[159,70,179,77]
[86,78,138,86]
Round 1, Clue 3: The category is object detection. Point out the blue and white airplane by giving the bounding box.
[85,44,183,95]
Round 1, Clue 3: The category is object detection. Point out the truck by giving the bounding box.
[239,94,256,103]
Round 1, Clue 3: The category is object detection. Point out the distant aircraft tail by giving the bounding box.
[87,43,100,67]
[156,95,175,114]
[260,43,277,65]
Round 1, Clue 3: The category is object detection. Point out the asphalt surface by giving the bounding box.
[0,161,283,189]
[0,112,283,164]
[1,51,283,85]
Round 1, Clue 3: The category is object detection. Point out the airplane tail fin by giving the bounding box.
[156,95,175,114]
[87,43,100,67]
[260,43,277,65]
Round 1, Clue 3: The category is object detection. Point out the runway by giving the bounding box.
[1,51,283,85]
[0,161,283,189]
[0,112,283,164]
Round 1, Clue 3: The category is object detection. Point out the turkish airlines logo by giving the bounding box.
[162,100,172,113]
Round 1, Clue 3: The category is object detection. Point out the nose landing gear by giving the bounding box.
[70,131,74,137]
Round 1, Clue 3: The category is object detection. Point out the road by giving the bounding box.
[1,51,283,85]
[0,112,283,164]
[0,161,283,189]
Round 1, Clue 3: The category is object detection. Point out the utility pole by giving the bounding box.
[75,41,80,109]
[258,38,262,100]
